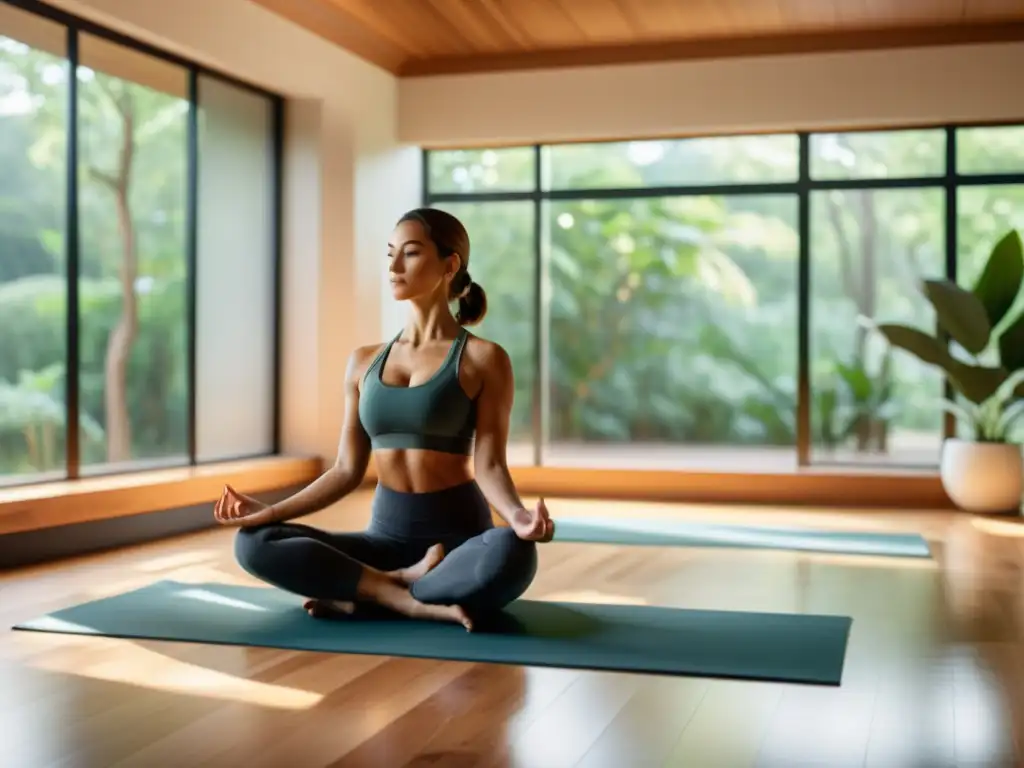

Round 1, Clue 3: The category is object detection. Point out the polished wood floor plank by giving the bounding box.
[573,675,709,767]
[666,680,784,767]
[2,491,1023,767]
[403,666,583,768]
[485,670,642,767]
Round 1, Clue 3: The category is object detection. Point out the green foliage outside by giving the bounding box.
[430,130,1024,463]
[4,28,1024,482]
[1,36,187,479]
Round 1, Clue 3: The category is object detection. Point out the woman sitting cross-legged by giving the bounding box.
[213,207,554,632]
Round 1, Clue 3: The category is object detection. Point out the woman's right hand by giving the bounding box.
[214,484,274,527]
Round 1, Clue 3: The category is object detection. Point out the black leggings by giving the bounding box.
[234,481,538,616]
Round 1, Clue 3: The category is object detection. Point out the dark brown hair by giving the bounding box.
[397,207,487,326]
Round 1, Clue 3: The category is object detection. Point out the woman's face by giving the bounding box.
[387,219,457,301]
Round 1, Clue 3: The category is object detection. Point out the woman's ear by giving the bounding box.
[448,252,463,278]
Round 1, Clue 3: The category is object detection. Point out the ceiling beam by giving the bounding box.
[399,21,1024,77]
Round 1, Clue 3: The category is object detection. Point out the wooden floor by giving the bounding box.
[2,492,1023,767]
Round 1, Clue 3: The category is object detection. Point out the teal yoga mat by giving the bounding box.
[554,517,931,558]
[12,580,852,686]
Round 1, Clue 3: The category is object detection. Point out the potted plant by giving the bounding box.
[873,229,1024,514]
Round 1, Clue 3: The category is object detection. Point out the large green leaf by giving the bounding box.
[923,279,992,355]
[973,229,1024,330]
[875,324,952,368]
[878,323,1007,404]
[946,361,1008,405]
[998,309,1024,382]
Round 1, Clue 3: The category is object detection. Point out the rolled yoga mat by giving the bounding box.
[553,517,931,558]
[12,580,853,686]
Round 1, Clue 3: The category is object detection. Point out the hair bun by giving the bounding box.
[455,278,488,327]
[451,270,472,300]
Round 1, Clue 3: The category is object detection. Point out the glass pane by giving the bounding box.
[809,187,945,466]
[543,194,799,470]
[427,147,534,194]
[77,35,189,473]
[958,185,1024,443]
[0,8,68,484]
[543,134,799,190]
[195,75,275,461]
[957,126,1024,176]
[435,201,535,465]
[810,130,946,180]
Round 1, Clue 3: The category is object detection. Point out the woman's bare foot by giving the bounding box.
[358,571,473,631]
[303,599,355,619]
[390,543,445,585]
[407,599,473,632]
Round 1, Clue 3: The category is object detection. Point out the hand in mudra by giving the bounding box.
[510,498,555,542]
[214,484,271,527]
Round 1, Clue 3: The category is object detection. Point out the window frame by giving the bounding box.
[0,0,285,488]
[423,124,1024,469]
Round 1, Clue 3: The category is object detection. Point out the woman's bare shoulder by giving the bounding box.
[345,342,388,384]
[463,333,512,376]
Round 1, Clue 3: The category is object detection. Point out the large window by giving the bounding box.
[0,0,282,486]
[437,200,536,462]
[425,125,1024,470]
[194,74,277,463]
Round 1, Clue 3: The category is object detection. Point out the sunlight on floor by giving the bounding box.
[542,589,648,606]
[175,587,269,612]
[134,550,220,572]
[84,569,252,600]
[27,630,322,710]
[969,515,1024,537]
[801,552,938,571]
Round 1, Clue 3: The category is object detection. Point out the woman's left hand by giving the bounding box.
[510,498,555,542]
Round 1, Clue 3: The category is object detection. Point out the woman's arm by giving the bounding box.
[263,347,375,524]
[472,344,527,524]
[472,342,553,542]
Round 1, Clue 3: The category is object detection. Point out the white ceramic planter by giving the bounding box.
[940,438,1024,514]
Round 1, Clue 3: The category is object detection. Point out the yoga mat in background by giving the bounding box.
[554,517,931,558]
[13,580,853,686]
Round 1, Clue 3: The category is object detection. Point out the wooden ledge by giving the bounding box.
[507,465,954,510]
[0,456,323,536]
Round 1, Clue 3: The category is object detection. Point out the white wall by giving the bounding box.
[399,42,1024,146]
[49,0,421,465]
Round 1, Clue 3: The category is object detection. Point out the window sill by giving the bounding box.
[0,455,323,535]
[507,464,952,509]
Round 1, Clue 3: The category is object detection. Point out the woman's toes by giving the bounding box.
[303,599,355,619]
[455,606,473,632]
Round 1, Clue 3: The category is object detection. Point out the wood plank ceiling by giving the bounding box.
[251,0,1024,76]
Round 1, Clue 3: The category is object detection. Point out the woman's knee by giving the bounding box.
[409,526,537,611]
[479,527,538,604]
[485,527,537,573]
[233,525,277,576]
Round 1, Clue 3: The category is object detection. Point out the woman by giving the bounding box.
[212,207,554,632]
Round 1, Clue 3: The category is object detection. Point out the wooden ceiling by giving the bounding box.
[252,0,1024,77]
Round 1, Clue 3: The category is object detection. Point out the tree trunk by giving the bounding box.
[94,91,138,464]
[825,187,881,453]
[853,189,878,452]
[104,183,138,463]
